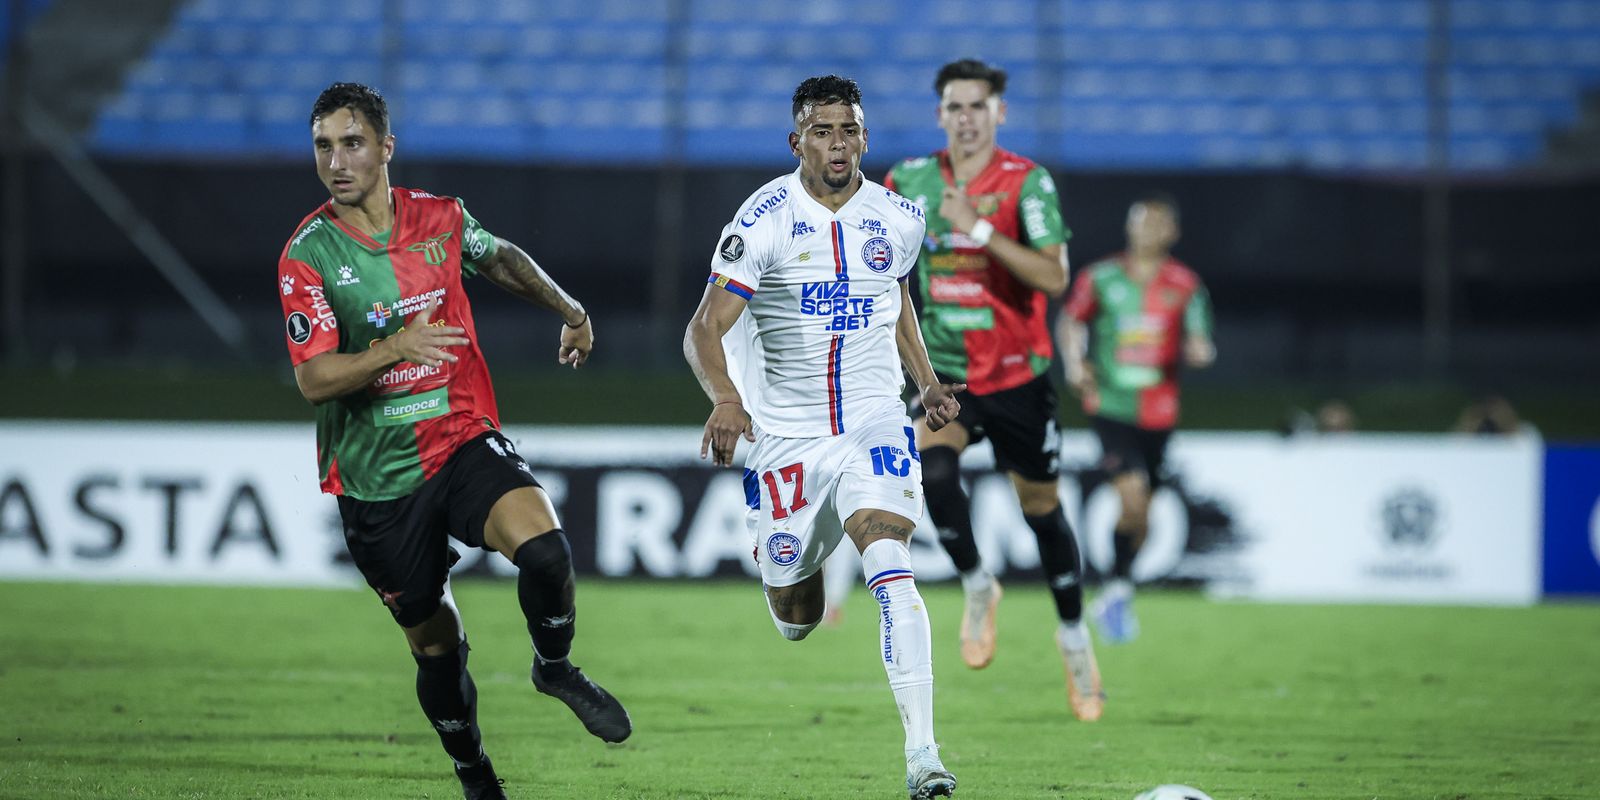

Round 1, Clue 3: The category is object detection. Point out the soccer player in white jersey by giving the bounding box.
[684,75,966,800]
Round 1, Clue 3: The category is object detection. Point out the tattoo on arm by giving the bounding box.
[480,239,582,321]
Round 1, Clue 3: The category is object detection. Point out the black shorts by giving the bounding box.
[337,429,541,627]
[1090,415,1172,488]
[918,371,1061,481]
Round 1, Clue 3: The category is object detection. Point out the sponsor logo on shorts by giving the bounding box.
[766,532,801,566]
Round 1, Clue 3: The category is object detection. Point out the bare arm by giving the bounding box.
[1054,312,1095,401]
[478,236,593,368]
[1184,334,1216,369]
[683,285,754,466]
[896,281,965,430]
[293,300,466,405]
[939,186,1069,296]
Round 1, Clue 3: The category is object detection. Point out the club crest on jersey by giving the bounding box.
[286,312,312,344]
[367,302,392,328]
[719,234,745,263]
[766,532,801,566]
[861,237,894,273]
[406,231,454,266]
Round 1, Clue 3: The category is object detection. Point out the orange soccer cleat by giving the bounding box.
[1057,629,1105,722]
[958,577,1002,669]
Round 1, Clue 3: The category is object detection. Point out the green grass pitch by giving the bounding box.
[1,579,1596,799]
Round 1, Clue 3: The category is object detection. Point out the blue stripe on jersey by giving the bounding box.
[828,335,845,435]
[831,221,849,281]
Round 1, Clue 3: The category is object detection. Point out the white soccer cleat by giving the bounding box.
[905,744,957,799]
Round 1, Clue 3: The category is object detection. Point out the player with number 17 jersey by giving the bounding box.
[708,169,927,438]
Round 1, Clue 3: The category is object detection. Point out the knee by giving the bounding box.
[1114,478,1150,518]
[1016,482,1061,518]
[765,585,823,640]
[512,529,573,581]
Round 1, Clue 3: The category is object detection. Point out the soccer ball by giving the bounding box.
[1134,786,1214,800]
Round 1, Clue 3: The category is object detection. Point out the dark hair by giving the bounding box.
[1133,191,1181,224]
[792,75,863,122]
[935,58,1007,96]
[310,82,390,137]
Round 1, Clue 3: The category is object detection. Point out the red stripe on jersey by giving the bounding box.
[390,189,502,483]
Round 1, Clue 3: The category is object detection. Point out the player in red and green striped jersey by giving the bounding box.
[885,59,1103,723]
[277,83,627,800]
[1059,193,1216,644]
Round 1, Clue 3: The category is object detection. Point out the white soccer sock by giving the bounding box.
[861,538,936,753]
[958,565,993,594]
[764,587,819,641]
[1057,619,1090,651]
[1105,577,1134,599]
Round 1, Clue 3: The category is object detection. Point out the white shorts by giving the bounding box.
[744,406,924,587]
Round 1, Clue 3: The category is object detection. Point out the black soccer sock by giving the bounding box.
[920,446,981,574]
[413,640,484,765]
[1025,509,1084,623]
[1112,525,1140,581]
[513,530,576,669]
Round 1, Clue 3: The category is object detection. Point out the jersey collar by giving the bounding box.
[789,167,869,220]
[321,187,407,252]
[937,146,1010,190]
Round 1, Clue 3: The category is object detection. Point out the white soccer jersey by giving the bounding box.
[708,169,928,439]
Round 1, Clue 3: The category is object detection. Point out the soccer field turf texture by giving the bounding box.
[1,581,1595,800]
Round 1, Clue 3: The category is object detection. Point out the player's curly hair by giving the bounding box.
[310,82,390,137]
[792,75,863,123]
[935,58,1008,96]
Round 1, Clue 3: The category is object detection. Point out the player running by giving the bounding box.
[1058,193,1215,643]
[886,59,1103,720]
[277,83,629,800]
[684,75,965,800]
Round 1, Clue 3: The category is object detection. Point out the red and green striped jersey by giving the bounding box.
[277,187,501,500]
[1064,256,1213,431]
[885,148,1068,395]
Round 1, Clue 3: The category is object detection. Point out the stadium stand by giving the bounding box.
[83,0,1600,171]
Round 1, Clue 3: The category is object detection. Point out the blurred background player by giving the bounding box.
[278,83,629,800]
[683,75,965,799]
[885,59,1102,721]
[1058,193,1215,644]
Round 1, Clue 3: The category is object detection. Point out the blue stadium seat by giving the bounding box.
[78,0,1600,171]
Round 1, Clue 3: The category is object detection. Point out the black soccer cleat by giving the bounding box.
[454,756,507,800]
[531,661,633,743]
